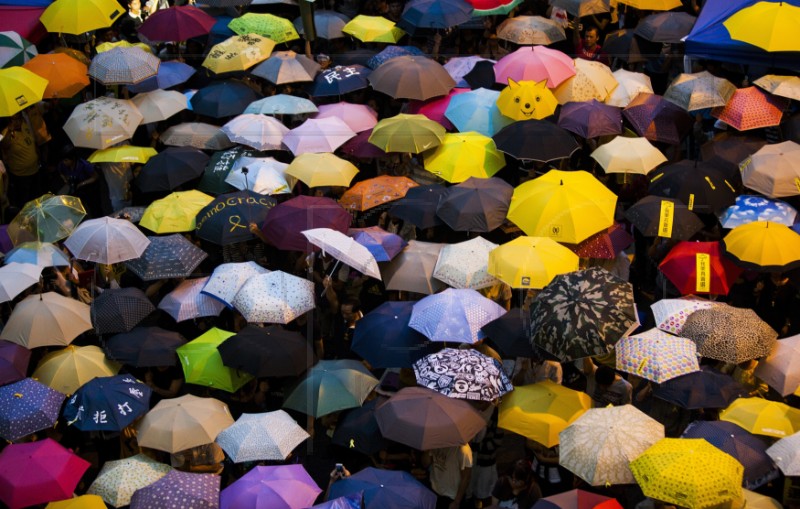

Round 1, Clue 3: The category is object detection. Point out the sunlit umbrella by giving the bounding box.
[88,145,157,164]
[339,175,417,211]
[232,270,315,324]
[753,74,800,102]
[283,117,355,155]
[202,33,274,74]
[739,140,800,199]
[658,241,741,295]
[124,234,208,281]
[63,97,143,149]
[488,236,579,289]
[682,304,777,364]
[0,262,41,303]
[285,152,359,188]
[664,71,736,111]
[553,58,618,104]
[497,79,558,121]
[140,190,214,234]
[369,113,446,153]
[712,86,788,131]
[754,334,800,396]
[342,15,404,42]
[8,193,85,245]
[606,68,653,107]
[722,398,800,439]
[221,113,288,151]
[496,15,565,45]
[130,89,187,124]
[161,122,234,151]
[1,292,92,349]
[723,1,800,52]
[245,94,318,115]
[615,328,699,384]
[220,465,320,509]
[410,289,506,343]
[444,87,513,136]
[64,216,149,264]
[590,136,666,176]
[136,394,234,453]
[315,101,377,133]
[722,221,800,272]
[4,241,69,267]
[302,228,381,279]
[33,345,120,395]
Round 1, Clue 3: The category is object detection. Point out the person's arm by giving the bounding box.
[323,275,339,311]
[582,358,597,377]
[451,465,472,509]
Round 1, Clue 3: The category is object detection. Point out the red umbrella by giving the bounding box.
[0,6,47,43]
[261,195,352,252]
[658,241,742,296]
[0,438,90,509]
[532,489,623,509]
[623,92,693,145]
[138,6,217,42]
[712,87,789,131]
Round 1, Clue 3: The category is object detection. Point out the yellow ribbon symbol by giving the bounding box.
[349,439,355,449]
[228,215,246,232]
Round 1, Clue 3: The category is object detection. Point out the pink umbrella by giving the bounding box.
[314,102,378,133]
[282,117,356,155]
[0,438,90,509]
[712,87,789,131]
[494,46,575,88]
[407,87,470,130]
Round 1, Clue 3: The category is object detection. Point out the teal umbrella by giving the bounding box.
[283,360,379,418]
[0,31,36,68]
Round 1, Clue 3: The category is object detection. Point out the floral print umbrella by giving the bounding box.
[216,410,310,463]
[413,348,513,401]
[88,454,171,508]
[130,470,220,509]
[615,328,700,384]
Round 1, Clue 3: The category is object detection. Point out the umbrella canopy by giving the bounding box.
[445,87,513,137]
[651,296,718,335]
[369,55,455,101]
[125,234,208,281]
[436,177,513,233]
[721,398,800,439]
[229,12,299,43]
[176,327,253,393]
[285,152,359,188]
[564,223,633,260]
[492,119,580,162]
[261,195,352,252]
[496,15,565,45]
[481,308,542,359]
[681,305,777,364]
[283,117,356,155]
[138,5,215,41]
[8,193,86,245]
[712,86,788,131]
[39,0,123,34]
[529,267,638,362]
[216,410,309,463]
[130,470,220,509]
[615,328,699,384]
[649,160,737,213]
[553,58,619,104]
[63,96,143,149]
[488,236,579,290]
[63,375,150,431]
[664,71,736,111]
[658,241,741,295]
[625,196,703,240]
[232,271,315,324]
[375,386,486,450]
[559,404,665,486]
[45,494,103,508]
[740,141,800,199]
[33,345,120,395]
[413,347,513,400]
[1,292,92,349]
[0,262,41,303]
[220,114,288,151]
[311,64,371,97]
[433,236,498,290]
[607,68,654,107]
[88,145,157,164]
[0,341,30,386]
[352,301,433,368]
[0,66,46,117]
[755,334,800,396]
[723,1,800,52]
[89,47,160,85]
[159,277,227,322]
[550,0,609,17]
[315,101,378,133]
[218,324,316,377]
[635,11,696,43]
[293,10,349,39]
[104,327,186,367]
[302,228,381,279]
[389,184,447,229]
[591,136,666,176]
[401,0,473,29]
[64,216,149,264]
[722,221,800,272]
[382,240,447,295]
[369,113,446,153]
[140,190,214,234]
[136,394,234,453]
[329,467,435,509]
[339,176,417,212]
[630,438,743,509]
[195,190,276,246]
[91,287,155,335]
[87,454,171,508]
[558,99,622,139]
[367,45,425,69]
[410,288,506,344]
[190,80,262,119]
[348,227,406,262]
[221,464,320,509]
[161,122,234,151]
[136,146,208,193]
[202,33,274,74]
[283,359,379,418]
[332,398,387,456]
[498,381,591,447]
[245,94,318,115]
[202,261,269,307]
[768,431,800,476]
[654,366,746,410]
[623,92,693,145]
[224,157,293,195]
[0,31,36,68]
[127,60,195,93]
[0,378,64,441]
[423,132,506,183]
[493,46,575,88]
[0,438,90,509]
[754,74,800,102]
[342,15,404,42]
[252,50,320,84]
[532,490,623,509]
[22,53,87,99]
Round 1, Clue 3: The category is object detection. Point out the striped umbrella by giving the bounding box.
[0,31,36,68]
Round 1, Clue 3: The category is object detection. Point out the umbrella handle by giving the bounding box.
[319,259,342,297]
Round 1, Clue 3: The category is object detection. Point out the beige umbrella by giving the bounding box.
[381,240,446,295]
[33,345,120,395]
[63,97,143,150]
[136,394,234,453]
[754,334,800,396]
[160,122,235,151]
[0,292,92,348]
[496,16,566,45]
[554,58,618,104]
[131,89,188,124]
[664,71,737,112]
[740,141,800,199]
[606,69,653,107]
[754,74,800,102]
[590,136,667,176]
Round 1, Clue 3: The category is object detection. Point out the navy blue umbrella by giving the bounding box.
[366,45,425,69]
[0,378,65,441]
[400,0,473,30]
[388,184,447,230]
[91,287,156,335]
[329,467,436,509]
[136,147,210,193]
[125,234,208,281]
[310,65,371,97]
[104,326,187,367]
[654,367,747,409]
[195,190,276,246]
[331,397,387,456]
[190,80,263,118]
[63,375,151,432]
[481,308,542,359]
[352,301,434,368]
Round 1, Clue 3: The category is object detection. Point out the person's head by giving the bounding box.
[584,26,599,48]
[60,144,78,167]
[128,0,141,12]
[510,459,532,486]
[595,365,616,388]
[340,298,361,323]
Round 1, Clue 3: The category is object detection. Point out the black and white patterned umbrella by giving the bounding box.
[125,234,207,281]
[413,347,513,401]
[681,304,777,364]
[91,287,155,335]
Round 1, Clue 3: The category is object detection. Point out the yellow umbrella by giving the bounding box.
[96,40,152,54]
[507,169,617,244]
[0,67,48,117]
[498,381,591,447]
[496,79,557,121]
[33,345,120,396]
[285,153,359,188]
[140,190,214,234]
[488,236,579,289]
[616,0,682,10]
[630,438,743,508]
[342,15,405,43]
[369,113,446,153]
[754,74,800,102]
[554,58,618,104]
[47,495,107,509]
[724,1,800,53]
[40,0,125,35]
[721,397,800,438]
[721,221,800,272]
[423,132,506,183]
[88,145,158,164]
[590,136,667,176]
[202,34,275,74]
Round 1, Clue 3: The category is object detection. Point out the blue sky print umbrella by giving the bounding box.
[63,375,151,431]
[0,378,65,441]
[720,195,798,229]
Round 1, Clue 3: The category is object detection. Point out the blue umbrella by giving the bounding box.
[720,195,798,229]
[654,367,747,409]
[312,493,363,509]
[0,378,65,441]
[348,226,406,262]
[400,0,473,29]
[331,397,387,455]
[208,15,235,46]
[63,375,151,432]
[366,45,424,69]
[310,65,371,97]
[125,234,208,281]
[127,61,196,93]
[352,301,434,368]
[409,288,506,343]
[329,467,436,509]
[445,87,513,137]
[190,80,263,118]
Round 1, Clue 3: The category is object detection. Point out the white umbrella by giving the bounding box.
[282,117,355,155]
[225,157,293,195]
[63,97,143,149]
[158,277,227,322]
[767,430,800,476]
[606,69,654,108]
[216,410,310,463]
[221,114,289,151]
[64,216,150,265]
[0,292,92,348]
[754,334,800,396]
[432,236,499,290]
[0,262,42,303]
[232,271,315,324]
[130,89,188,124]
[301,228,381,280]
[201,262,269,307]
[651,296,718,335]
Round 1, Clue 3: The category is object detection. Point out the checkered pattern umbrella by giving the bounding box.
[216,410,309,463]
[89,47,161,85]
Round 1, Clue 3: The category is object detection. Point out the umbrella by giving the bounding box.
[654,366,746,410]
[136,394,234,453]
[46,494,107,509]
[1,292,92,349]
[125,234,208,281]
[104,327,186,367]
[89,47,160,85]
[202,34,274,74]
[423,132,506,183]
[401,0,472,29]
[615,328,699,384]
[283,359,379,418]
[433,236,498,290]
[754,74,800,102]
[129,90,187,124]
[127,60,195,93]
[197,146,252,195]
[136,146,208,193]
[0,31,36,68]
[22,53,87,99]
[369,113,446,153]
[0,378,64,441]
[496,15,565,45]
[607,68,654,107]
[550,0,608,17]
[389,184,447,229]
[0,341,30,386]
[96,40,151,53]
[754,335,800,396]
[492,119,580,162]
[64,216,149,265]
[220,465,320,509]
[232,270,315,324]
[436,177,513,233]
[285,152,359,188]
[0,66,46,117]
[202,261,269,307]
[33,345,120,395]
[444,87,513,137]
[339,176,417,212]
[659,241,742,296]
[722,221,800,272]
[625,196,703,240]
[649,160,737,213]
[0,262,41,303]
[140,190,214,234]
[315,101,377,133]
[225,157,293,195]
[721,398,800,439]
[682,304,777,364]
[191,80,263,119]
[0,438,90,509]
[217,410,309,463]
[195,190,277,246]
[635,11,696,43]
[408,87,466,130]
[159,277,227,322]
[493,46,575,88]
[88,145,157,164]
[261,196,352,252]
[375,386,486,450]
[138,5,216,41]
[488,236,578,290]
[558,99,622,139]
[342,15,404,42]
[631,438,743,509]
[410,288,506,344]
[283,117,356,155]
[176,327,252,393]
[664,71,736,111]
[332,397,387,455]
[413,347,513,400]
[130,470,220,509]
[293,10,349,39]
[617,0,681,8]
[651,296,718,335]
[369,55,455,101]
[87,454,171,508]
[310,64,371,97]
[481,308,541,358]
[507,169,616,244]
[366,45,425,69]
[498,381,591,447]
[532,490,623,509]
[63,375,150,431]
[723,1,800,52]
[161,122,234,151]
[602,28,647,64]
[701,133,767,177]
[591,136,666,176]
[8,193,86,245]
[712,87,788,131]
[382,240,447,295]
[229,12,299,43]
[768,431,800,476]
[529,267,638,362]
[4,241,70,267]
[352,301,432,368]
[302,228,381,279]
[245,94,318,115]
[91,287,155,335]
[623,92,693,145]
[444,56,493,87]
[218,324,316,377]
[348,227,405,262]
[63,97,143,149]
[553,58,619,104]
[329,467,436,509]
[739,140,800,199]
[563,223,634,260]
[559,404,664,486]
[39,0,123,34]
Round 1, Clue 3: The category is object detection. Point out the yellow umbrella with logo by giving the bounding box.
[721,221,800,273]
[488,236,579,289]
[423,132,506,183]
[342,15,404,43]
[140,190,214,234]
[721,397,800,438]
[202,34,275,74]
[723,1,800,53]
[88,146,158,164]
[369,113,446,153]
[40,0,125,35]
[0,67,48,117]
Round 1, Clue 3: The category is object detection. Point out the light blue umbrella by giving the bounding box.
[720,195,797,229]
[245,94,319,115]
[347,226,406,262]
[409,287,506,343]
[445,87,513,137]
[4,241,70,267]
[366,45,424,69]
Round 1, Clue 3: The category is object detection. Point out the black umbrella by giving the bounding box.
[195,190,277,246]
[388,184,446,229]
[700,133,765,184]
[124,234,208,281]
[104,326,187,367]
[602,29,647,64]
[653,367,747,409]
[435,177,513,232]
[190,79,263,118]
[197,146,256,196]
[91,287,156,335]
[481,308,542,359]
[352,301,435,369]
[648,159,737,213]
[464,60,496,90]
[635,12,697,44]
[217,325,316,378]
[310,65,371,97]
[492,120,580,162]
[624,195,704,240]
[331,397,387,456]
[136,147,210,193]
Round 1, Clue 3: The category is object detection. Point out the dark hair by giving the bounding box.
[584,25,599,36]
[595,365,616,386]
[60,144,77,161]
[340,298,361,314]
[511,459,532,483]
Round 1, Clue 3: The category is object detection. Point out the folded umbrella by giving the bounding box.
[104,327,186,367]
[218,324,316,377]
[0,378,65,441]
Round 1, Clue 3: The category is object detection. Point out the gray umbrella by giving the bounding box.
[125,234,207,281]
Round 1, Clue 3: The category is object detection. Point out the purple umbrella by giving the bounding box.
[312,493,364,509]
[558,99,623,139]
[220,465,322,509]
[0,341,30,386]
[409,288,507,344]
[0,378,65,441]
[261,196,352,252]
[131,470,220,509]
[348,226,406,262]
[339,129,389,159]
[0,225,13,254]
[623,92,693,145]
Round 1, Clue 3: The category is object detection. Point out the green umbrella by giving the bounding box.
[176,328,253,393]
[228,13,300,44]
[283,360,379,418]
[0,31,37,68]
[197,146,255,195]
[7,194,86,245]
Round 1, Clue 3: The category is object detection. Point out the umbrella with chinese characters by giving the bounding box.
[63,375,150,431]
[229,12,299,43]
[202,33,274,74]
[659,241,741,295]
[63,97,143,150]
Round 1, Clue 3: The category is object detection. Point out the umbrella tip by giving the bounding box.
[560,180,563,186]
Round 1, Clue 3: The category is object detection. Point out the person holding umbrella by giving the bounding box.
[421,443,473,509]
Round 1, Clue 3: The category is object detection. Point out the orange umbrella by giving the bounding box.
[23,53,88,99]
[338,175,418,211]
[712,87,789,131]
